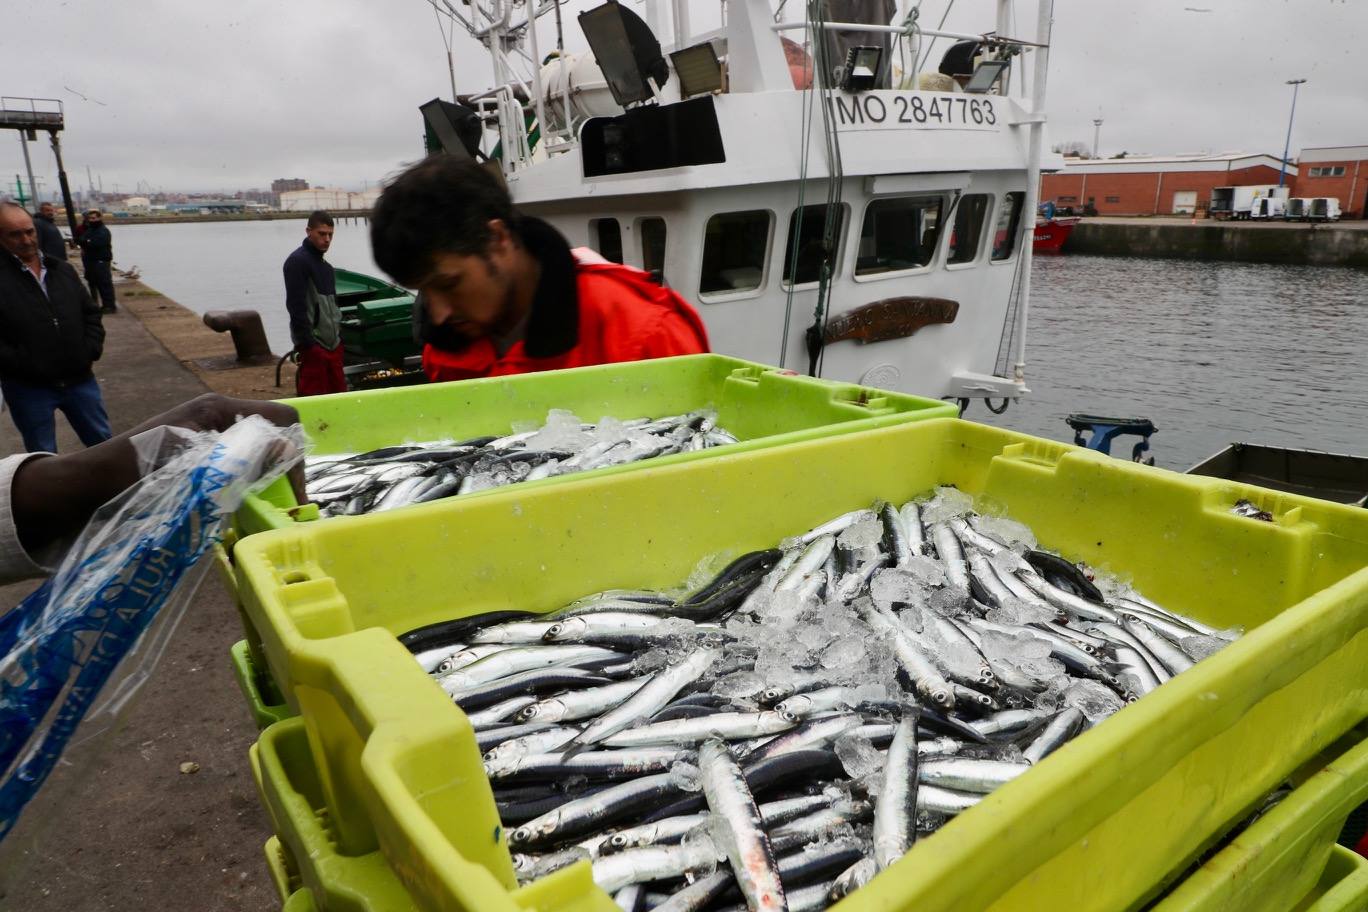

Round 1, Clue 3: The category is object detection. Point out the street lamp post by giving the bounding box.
[1279,78,1306,188]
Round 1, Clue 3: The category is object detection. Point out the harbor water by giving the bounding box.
[115,221,1368,470]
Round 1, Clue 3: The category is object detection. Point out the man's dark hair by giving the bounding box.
[307,210,334,229]
[371,156,518,286]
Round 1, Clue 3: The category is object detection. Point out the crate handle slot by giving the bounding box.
[1205,486,1304,528]
[998,440,1068,468]
[832,387,893,413]
[727,366,764,384]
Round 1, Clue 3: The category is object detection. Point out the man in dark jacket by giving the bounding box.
[0,202,111,453]
[75,208,116,313]
[283,210,344,395]
[34,203,67,262]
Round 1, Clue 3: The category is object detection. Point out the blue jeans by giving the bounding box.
[2,376,113,453]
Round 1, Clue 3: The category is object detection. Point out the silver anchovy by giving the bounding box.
[467,620,562,645]
[774,535,835,592]
[564,648,718,751]
[438,644,622,692]
[699,740,787,912]
[591,841,720,894]
[920,757,1029,793]
[872,712,919,871]
[601,711,797,748]
[516,678,649,724]
[487,747,692,782]
[1023,707,1085,764]
[930,523,971,591]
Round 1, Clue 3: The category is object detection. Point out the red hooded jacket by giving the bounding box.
[421,220,709,383]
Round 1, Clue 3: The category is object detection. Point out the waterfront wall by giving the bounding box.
[1067,221,1368,268]
[105,210,372,226]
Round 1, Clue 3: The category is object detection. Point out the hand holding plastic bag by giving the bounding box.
[0,414,306,841]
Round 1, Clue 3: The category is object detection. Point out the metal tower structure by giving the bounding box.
[0,97,79,232]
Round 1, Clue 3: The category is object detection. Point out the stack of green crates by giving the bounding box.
[1147,729,1368,911]
[223,354,957,727]
[230,417,1368,911]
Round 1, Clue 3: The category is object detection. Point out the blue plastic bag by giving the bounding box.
[0,416,304,840]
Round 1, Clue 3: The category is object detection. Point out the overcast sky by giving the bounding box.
[1,0,1362,198]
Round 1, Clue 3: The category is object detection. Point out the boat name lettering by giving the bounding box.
[833,94,997,130]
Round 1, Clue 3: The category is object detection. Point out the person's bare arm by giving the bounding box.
[11,393,304,555]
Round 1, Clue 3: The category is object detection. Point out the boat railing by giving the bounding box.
[466,85,535,171]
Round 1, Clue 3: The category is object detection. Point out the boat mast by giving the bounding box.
[523,1,549,153]
[1011,0,1052,389]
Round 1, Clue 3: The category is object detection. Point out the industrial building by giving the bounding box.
[1041,144,1367,218]
[1294,146,1368,218]
[278,187,379,211]
[271,178,309,194]
[1040,153,1295,217]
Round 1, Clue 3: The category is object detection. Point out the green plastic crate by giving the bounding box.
[233,354,958,536]
[282,889,318,912]
[231,417,1368,912]
[231,639,292,730]
[1297,846,1368,911]
[257,718,423,911]
[1152,732,1368,911]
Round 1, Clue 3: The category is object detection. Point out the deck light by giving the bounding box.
[578,1,670,107]
[839,46,883,92]
[963,58,1009,94]
[670,42,723,98]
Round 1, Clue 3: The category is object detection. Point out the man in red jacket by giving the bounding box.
[370,157,708,383]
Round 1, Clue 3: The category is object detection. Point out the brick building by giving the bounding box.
[1040,153,1294,217]
[1295,145,1368,218]
[271,178,309,193]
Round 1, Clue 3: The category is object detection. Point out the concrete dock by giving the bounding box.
[1066,216,1368,267]
[0,273,287,911]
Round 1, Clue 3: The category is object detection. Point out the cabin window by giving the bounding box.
[947,194,990,265]
[592,218,623,264]
[640,217,667,283]
[699,210,772,297]
[991,191,1025,261]
[856,196,943,276]
[782,204,846,286]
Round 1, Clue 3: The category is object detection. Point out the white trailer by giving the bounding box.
[1284,198,1311,221]
[1209,184,1290,220]
[1309,198,1342,222]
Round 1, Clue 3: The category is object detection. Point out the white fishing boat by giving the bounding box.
[421,0,1058,411]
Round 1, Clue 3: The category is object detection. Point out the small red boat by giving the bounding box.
[1033,216,1079,253]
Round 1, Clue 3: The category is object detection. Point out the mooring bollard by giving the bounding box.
[202,310,275,364]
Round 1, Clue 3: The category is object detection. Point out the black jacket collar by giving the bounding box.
[519,216,579,357]
[421,215,579,357]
